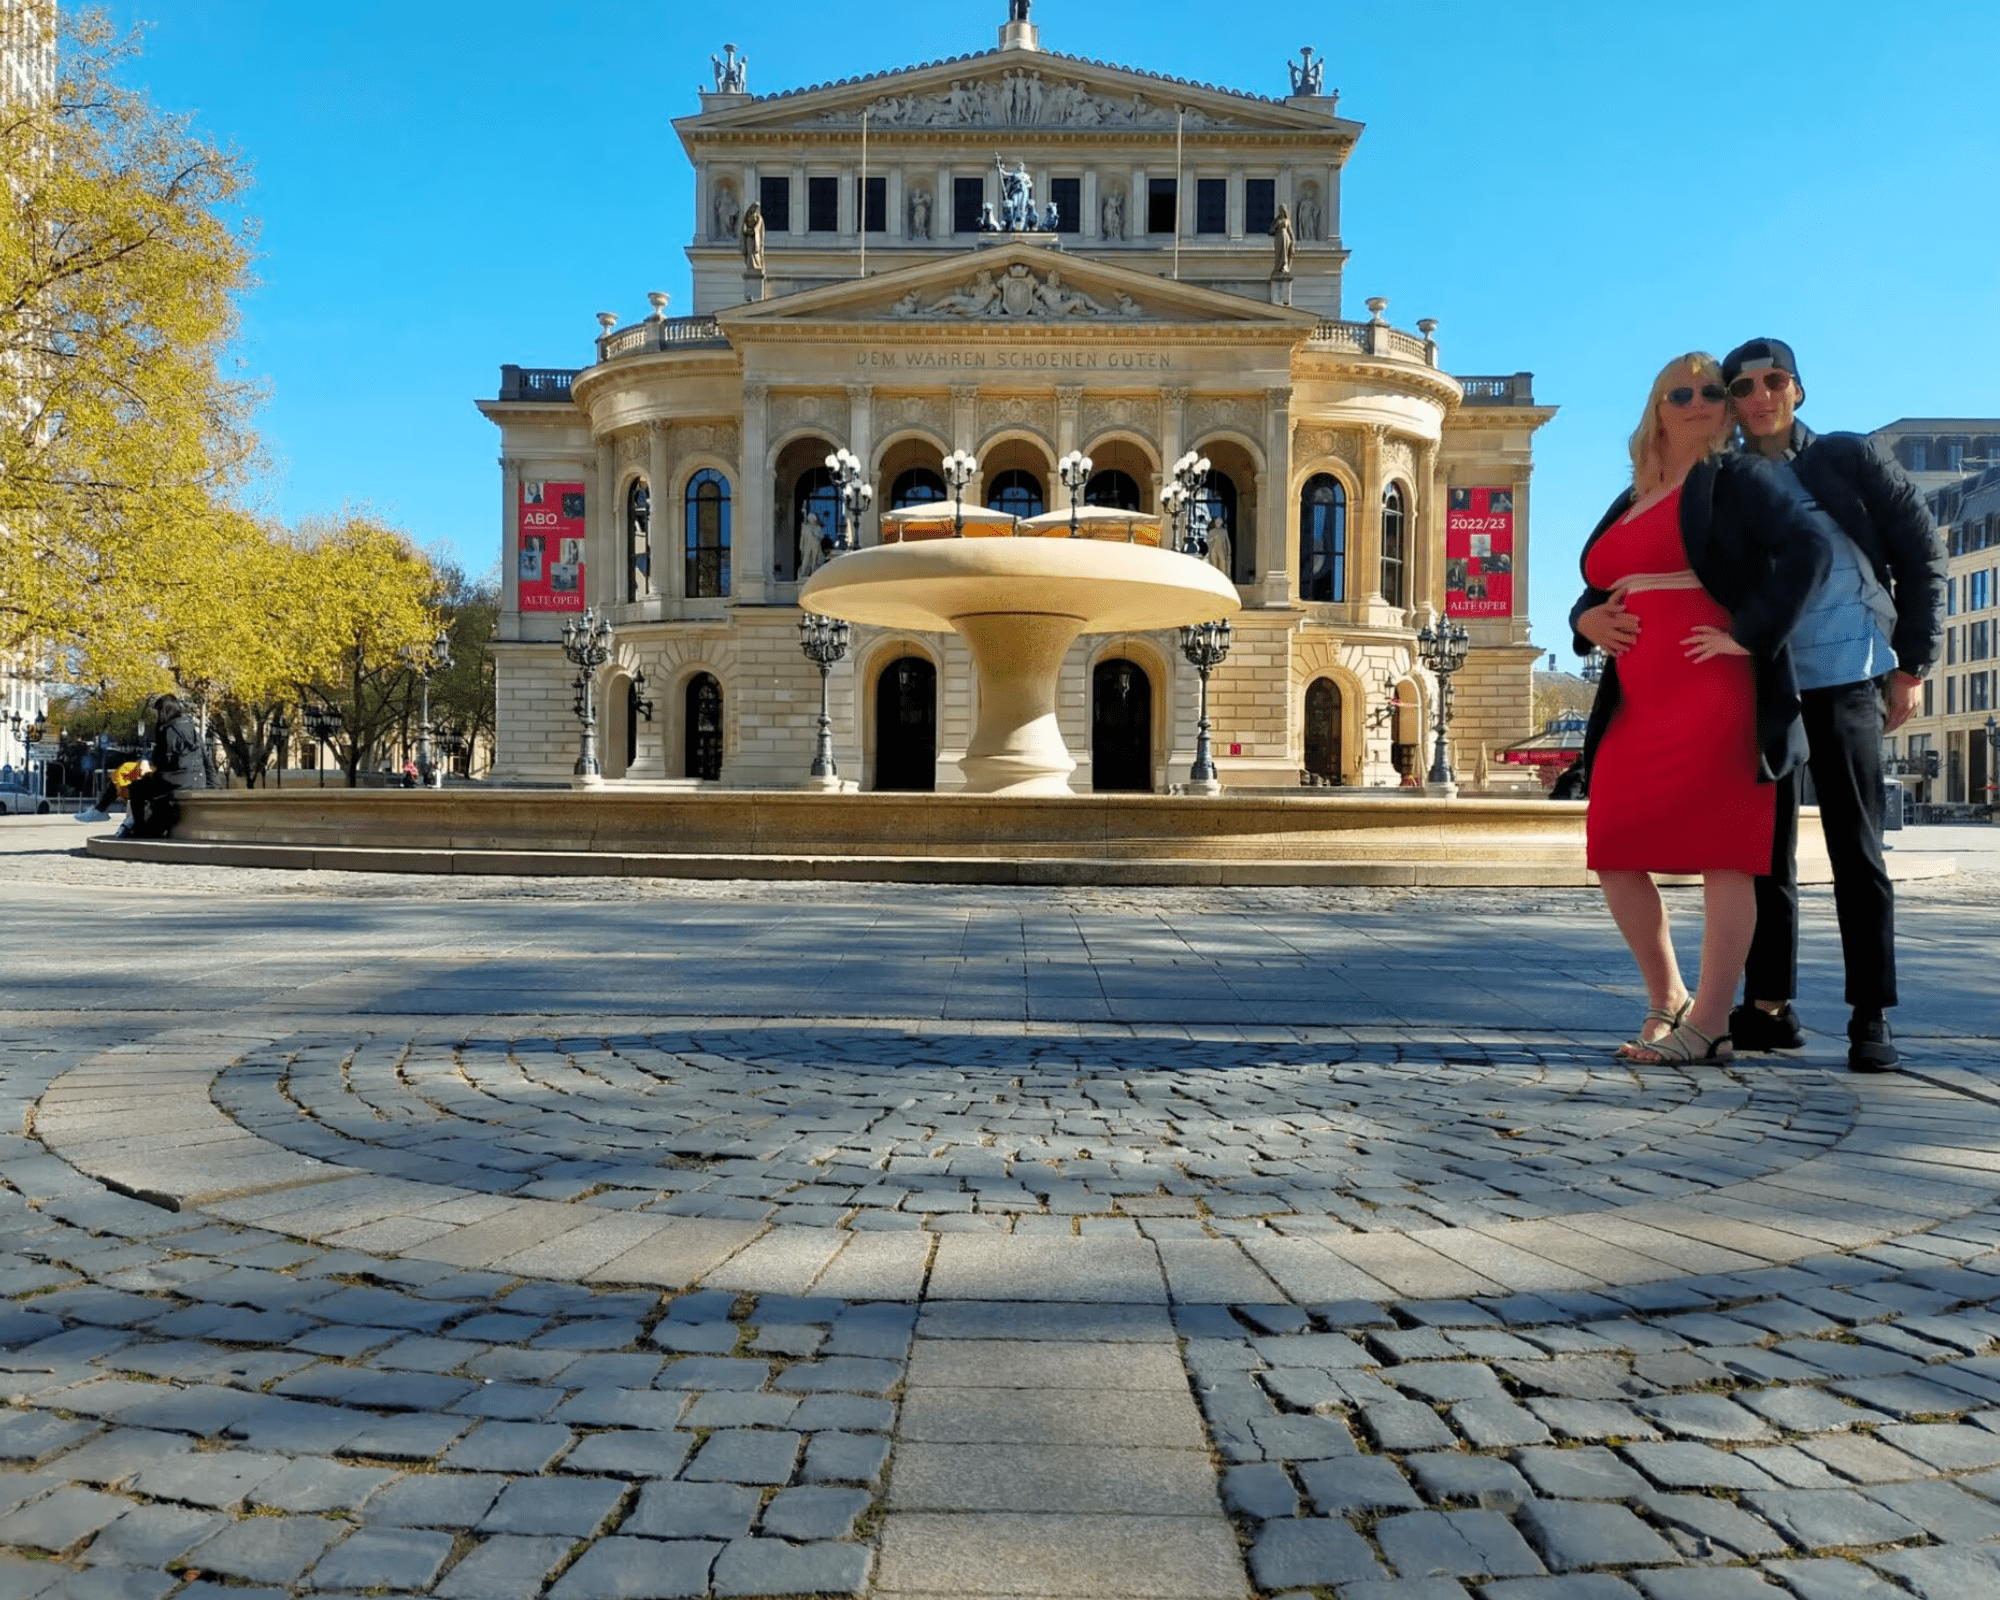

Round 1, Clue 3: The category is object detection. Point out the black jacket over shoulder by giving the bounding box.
[1570,453,1834,785]
[1785,422,1947,678]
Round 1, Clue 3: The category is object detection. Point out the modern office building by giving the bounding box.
[480,6,1553,791]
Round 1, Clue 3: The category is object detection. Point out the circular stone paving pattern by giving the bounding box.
[212,1027,1859,1231]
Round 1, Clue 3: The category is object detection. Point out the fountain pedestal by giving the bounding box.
[800,536,1238,796]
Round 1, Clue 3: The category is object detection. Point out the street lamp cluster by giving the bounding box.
[1056,450,1092,537]
[825,448,873,555]
[1161,450,1214,557]
[560,608,616,781]
[797,612,852,786]
[1416,616,1472,790]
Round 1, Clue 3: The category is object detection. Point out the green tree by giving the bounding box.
[0,6,259,664]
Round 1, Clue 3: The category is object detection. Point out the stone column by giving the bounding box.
[1509,464,1534,644]
[646,421,671,601]
[1260,386,1293,605]
[951,383,981,504]
[789,163,807,236]
[1358,424,1387,608]
[1160,386,1187,525]
[738,382,770,604]
[1228,165,1245,241]
[593,438,617,614]
[1056,385,1081,458]
[887,167,905,241]
[847,382,875,544]
[499,456,522,641]
[1081,171,1099,240]
[1414,440,1441,625]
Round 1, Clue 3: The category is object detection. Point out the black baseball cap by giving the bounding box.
[1722,338,1803,402]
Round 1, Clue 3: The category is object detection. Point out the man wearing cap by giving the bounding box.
[1722,338,1946,1072]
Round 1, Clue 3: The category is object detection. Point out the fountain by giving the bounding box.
[804,508,1238,795]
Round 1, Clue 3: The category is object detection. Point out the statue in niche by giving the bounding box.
[1101,189,1124,240]
[1206,517,1234,581]
[712,181,740,242]
[1296,185,1322,242]
[797,510,826,579]
[994,156,1036,232]
[1288,46,1324,97]
[740,200,765,273]
[908,187,932,239]
[1269,202,1295,276]
[711,43,749,94]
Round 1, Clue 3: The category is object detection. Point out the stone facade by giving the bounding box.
[480,10,1554,793]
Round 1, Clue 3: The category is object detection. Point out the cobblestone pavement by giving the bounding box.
[3,819,2000,1599]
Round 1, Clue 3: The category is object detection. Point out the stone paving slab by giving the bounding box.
[6,844,2000,1597]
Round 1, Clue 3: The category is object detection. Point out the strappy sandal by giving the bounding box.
[1627,1019,1732,1065]
[1615,996,1691,1061]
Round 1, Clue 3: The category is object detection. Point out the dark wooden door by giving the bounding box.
[1092,660,1152,792]
[874,657,936,791]
[684,674,722,780]
[1304,677,1342,783]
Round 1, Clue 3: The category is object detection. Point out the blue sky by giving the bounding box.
[105,0,2000,660]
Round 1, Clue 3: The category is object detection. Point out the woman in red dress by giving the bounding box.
[1573,354,1831,1064]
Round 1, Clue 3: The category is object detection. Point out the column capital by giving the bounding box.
[949,383,979,406]
[846,381,874,402]
[744,381,770,406]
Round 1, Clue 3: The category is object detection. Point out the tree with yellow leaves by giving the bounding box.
[0,6,258,663]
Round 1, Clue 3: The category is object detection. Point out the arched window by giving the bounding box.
[684,471,731,598]
[1299,474,1347,603]
[792,466,839,578]
[891,468,947,508]
[1199,472,1241,581]
[684,673,723,780]
[1380,483,1407,607]
[626,480,651,600]
[985,469,1045,519]
[1084,469,1142,511]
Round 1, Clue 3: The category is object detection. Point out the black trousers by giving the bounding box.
[1743,679,1896,1012]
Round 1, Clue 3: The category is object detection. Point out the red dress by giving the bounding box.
[1585,487,1773,874]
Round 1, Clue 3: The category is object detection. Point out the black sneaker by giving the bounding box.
[1847,1013,1899,1073]
[1729,1002,1805,1052]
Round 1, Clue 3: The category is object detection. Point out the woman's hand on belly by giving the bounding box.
[1578,587,1640,658]
[1682,623,1749,663]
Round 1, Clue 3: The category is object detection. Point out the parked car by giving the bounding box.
[0,782,52,815]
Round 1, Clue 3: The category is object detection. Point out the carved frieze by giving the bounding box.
[614,432,647,470]
[976,394,1054,440]
[820,71,1236,129]
[1294,425,1361,473]
[1382,436,1416,488]
[674,421,740,462]
[1186,396,1261,442]
[884,394,952,439]
[1081,394,1160,444]
[887,262,1143,321]
[767,392,840,439]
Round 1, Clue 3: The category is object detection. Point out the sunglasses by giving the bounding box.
[1663,385,1727,407]
[1728,371,1794,399]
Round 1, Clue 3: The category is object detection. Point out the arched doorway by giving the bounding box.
[1092,659,1152,792]
[684,674,723,780]
[1304,677,1342,784]
[874,657,937,791]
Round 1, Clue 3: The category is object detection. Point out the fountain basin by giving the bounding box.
[800,538,1238,795]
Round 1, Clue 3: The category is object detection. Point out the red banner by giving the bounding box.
[1445,486,1514,618]
[518,481,586,612]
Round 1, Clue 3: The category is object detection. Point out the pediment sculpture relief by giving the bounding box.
[820,71,1232,129]
[886,264,1144,320]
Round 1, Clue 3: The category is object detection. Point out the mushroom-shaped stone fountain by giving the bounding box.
[801,509,1238,795]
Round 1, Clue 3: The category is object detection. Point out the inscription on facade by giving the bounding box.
[854,350,1174,371]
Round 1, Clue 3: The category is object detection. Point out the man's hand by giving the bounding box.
[1883,670,1922,732]
[1683,625,1749,664]
[1577,589,1640,657]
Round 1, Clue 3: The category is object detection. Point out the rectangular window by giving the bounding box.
[1970,620,1991,662]
[953,175,985,235]
[1947,576,1958,616]
[1971,672,1992,712]
[1195,177,1228,235]
[1948,627,1958,665]
[1148,177,1177,234]
[807,176,839,233]
[1947,675,1958,714]
[1244,178,1276,237]
[1923,679,1934,717]
[855,175,886,233]
[1971,569,1992,610]
[758,175,790,233]
[1049,177,1081,235]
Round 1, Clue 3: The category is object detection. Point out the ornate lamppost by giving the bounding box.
[1179,619,1233,796]
[271,710,292,789]
[302,703,343,788]
[1163,449,1212,556]
[798,611,851,788]
[825,447,873,553]
[561,607,615,783]
[406,629,452,787]
[1057,449,1093,537]
[941,450,976,537]
[1415,617,1472,793]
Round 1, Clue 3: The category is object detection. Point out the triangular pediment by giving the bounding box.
[716,244,1319,334]
[680,48,1357,138]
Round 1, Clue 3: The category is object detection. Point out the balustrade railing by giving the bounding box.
[1456,373,1537,406]
[595,315,728,363]
[496,365,578,403]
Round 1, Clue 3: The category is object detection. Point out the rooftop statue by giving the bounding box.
[1288,46,1324,97]
[711,42,749,93]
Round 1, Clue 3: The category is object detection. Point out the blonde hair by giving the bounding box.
[1628,352,1728,493]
